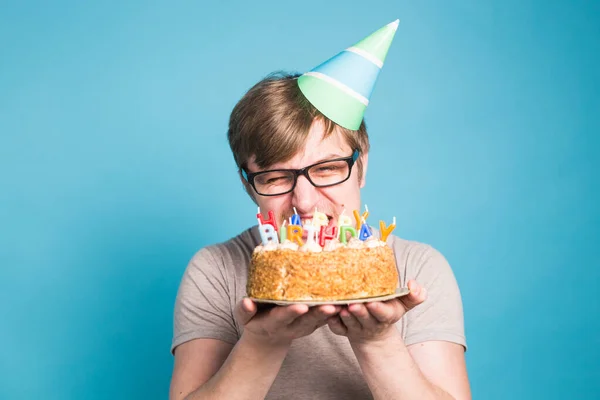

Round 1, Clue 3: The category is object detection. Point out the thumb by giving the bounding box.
[401,280,427,311]
[235,298,257,325]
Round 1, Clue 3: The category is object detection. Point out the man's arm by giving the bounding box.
[170,299,341,400]
[170,339,232,399]
[351,331,470,400]
[170,335,289,400]
[408,340,470,399]
[328,280,471,400]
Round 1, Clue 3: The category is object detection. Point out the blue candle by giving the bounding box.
[359,222,373,241]
[258,221,278,245]
[290,207,301,226]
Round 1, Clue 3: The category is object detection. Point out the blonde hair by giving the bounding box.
[227,72,370,182]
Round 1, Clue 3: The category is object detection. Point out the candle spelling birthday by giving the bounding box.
[255,206,395,247]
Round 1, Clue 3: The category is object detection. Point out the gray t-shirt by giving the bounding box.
[172,226,466,399]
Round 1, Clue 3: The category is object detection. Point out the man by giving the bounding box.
[170,21,470,400]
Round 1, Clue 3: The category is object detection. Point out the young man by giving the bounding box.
[170,21,470,400]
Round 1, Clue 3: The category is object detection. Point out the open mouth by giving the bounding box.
[299,214,337,240]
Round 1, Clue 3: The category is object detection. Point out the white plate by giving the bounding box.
[250,287,410,307]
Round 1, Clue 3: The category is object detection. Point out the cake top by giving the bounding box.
[255,205,396,253]
[254,236,388,253]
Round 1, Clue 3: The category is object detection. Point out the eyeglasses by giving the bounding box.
[242,149,360,196]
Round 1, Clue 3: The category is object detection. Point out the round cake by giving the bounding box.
[247,236,399,302]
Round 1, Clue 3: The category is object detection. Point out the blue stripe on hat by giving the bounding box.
[311,50,381,100]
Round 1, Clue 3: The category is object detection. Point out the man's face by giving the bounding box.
[245,119,368,230]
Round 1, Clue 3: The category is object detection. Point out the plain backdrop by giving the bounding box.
[1,1,599,399]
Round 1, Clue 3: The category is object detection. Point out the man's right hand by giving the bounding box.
[235,298,341,347]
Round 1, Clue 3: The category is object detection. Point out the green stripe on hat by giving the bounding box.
[352,19,399,64]
[298,74,366,130]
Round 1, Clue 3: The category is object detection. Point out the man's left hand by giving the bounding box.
[327,280,427,344]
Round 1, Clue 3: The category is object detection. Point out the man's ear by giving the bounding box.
[359,152,369,188]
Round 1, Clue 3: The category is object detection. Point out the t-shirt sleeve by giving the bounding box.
[171,247,239,354]
[402,244,467,350]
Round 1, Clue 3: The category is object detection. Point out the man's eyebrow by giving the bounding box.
[258,152,349,172]
[317,153,346,161]
[290,153,347,168]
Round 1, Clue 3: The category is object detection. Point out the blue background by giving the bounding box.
[1,1,598,399]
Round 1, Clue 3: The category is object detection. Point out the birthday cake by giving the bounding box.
[247,208,399,302]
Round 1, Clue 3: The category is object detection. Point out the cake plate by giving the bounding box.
[250,287,410,307]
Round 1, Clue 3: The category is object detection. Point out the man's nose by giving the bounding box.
[291,175,319,213]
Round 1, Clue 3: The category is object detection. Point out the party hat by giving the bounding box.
[298,19,399,130]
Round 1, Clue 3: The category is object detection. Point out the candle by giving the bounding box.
[290,207,301,226]
[312,208,329,228]
[257,207,278,233]
[280,220,287,242]
[353,205,369,228]
[287,224,304,246]
[304,222,317,245]
[319,225,338,247]
[257,218,278,245]
[337,209,352,229]
[339,226,357,244]
[379,217,396,242]
[359,219,373,241]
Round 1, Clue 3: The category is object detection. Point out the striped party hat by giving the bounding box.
[298,20,399,130]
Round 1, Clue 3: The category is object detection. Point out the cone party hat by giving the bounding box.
[298,19,399,130]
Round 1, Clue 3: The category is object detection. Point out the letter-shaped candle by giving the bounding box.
[279,221,287,242]
[359,222,373,241]
[338,211,352,229]
[312,209,329,228]
[290,207,301,226]
[258,223,278,245]
[319,225,339,247]
[379,217,396,242]
[353,207,369,228]
[257,208,278,233]
[339,226,357,244]
[304,223,317,245]
[287,224,304,246]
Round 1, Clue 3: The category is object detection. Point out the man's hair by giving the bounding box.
[227,71,370,181]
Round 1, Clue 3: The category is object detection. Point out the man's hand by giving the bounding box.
[326,280,427,344]
[235,298,341,347]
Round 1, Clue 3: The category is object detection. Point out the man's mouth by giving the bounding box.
[299,214,337,240]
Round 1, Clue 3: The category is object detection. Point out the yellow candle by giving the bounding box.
[287,224,304,246]
[353,209,369,227]
[379,217,396,242]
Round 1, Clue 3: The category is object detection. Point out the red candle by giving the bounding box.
[319,225,339,247]
[257,208,278,233]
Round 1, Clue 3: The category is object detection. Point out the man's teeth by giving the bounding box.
[296,215,335,225]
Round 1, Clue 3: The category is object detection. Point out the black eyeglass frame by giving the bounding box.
[241,149,360,197]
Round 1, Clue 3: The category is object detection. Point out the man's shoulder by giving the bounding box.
[190,226,259,266]
[389,234,439,257]
[388,234,454,275]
